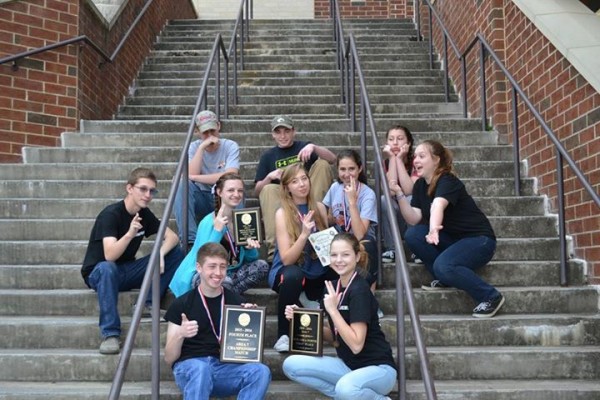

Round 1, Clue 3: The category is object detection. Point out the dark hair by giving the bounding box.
[213,172,244,212]
[330,232,369,276]
[196,242,229,264]
[127,168,157,186]
[420,140,455,197]
[386,125,414,172]
[336,149,368,184]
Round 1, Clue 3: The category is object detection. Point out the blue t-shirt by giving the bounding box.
[322,181,377,239]
[188,138,240,191]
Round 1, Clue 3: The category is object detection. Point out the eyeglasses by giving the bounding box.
[134,185,158,196]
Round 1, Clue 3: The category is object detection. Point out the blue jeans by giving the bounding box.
[174,180,215,244]
[86,246,184,338]
[405,224,499,303]
[283,354,396,399]
[172,356,271,400]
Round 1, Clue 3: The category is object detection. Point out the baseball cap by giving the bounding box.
[271,115,294,131]
[195,110,219,133]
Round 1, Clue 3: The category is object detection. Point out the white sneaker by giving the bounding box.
[273,334,289,353]
[298,291,320,310]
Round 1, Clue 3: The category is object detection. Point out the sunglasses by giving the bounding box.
[134,185,158,196]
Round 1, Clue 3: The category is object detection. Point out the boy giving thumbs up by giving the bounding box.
[164,242,271,400]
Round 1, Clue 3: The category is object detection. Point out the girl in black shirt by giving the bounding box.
[282,233,397,399]
[391,140,505,318]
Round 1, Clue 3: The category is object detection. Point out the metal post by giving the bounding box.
[511,87,521,196]
[233,38,238,104]
[151,258,160,400]
[415,0,421,41]
[479,42,487,131]
[428,9,433,69]
[461,57,467,118]
[216,47,221,118]
[443,35,449,102]
[556,152,568,286]
[350,57,356,132]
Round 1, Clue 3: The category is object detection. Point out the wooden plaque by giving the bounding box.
[290,308,323,356]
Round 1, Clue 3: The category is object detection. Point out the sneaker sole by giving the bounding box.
[420,285,446,291]
[472,296,505,318]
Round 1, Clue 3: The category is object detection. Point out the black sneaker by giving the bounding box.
[421,280,447,291]
[472,294,505,318]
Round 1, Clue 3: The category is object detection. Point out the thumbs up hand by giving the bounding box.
[179,313,198,338]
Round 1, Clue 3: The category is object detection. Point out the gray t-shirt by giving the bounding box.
[188,138,240,191]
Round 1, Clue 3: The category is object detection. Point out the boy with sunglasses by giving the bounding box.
[81,167,184,354]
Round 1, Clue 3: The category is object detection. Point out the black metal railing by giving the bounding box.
[0,0,157,69]
[331,2,437,399]
[108,1,252,398]
[415,0,600,285]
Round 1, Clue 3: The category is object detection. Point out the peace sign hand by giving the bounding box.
[300,210,316,236]
[343,177,358,206]
[323,280,340,314]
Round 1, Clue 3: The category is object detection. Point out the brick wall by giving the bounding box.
[0,0,79,163]
[0,0,196,162]
[315,0,411,19]
[419,0,600,281]
[78,0,197,121]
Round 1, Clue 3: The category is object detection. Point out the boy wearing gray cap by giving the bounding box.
[254,115,336,257]
[174,110,241,245]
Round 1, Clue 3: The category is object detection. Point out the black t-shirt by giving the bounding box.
[81,200,160,280]
[411,174,495,239]
[326,274,396,371]
[254,140,318,184]
[164,287,244,363]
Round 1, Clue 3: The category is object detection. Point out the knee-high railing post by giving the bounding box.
[556,152,568,286]
[511,87,521,196]
[443,35,449,102]
[479,42,487,131]
[461,57,468,117]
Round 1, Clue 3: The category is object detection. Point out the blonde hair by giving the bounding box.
[279,163,327,263]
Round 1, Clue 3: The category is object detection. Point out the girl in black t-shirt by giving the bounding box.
[282,233,397,400]
[392,140,505,318]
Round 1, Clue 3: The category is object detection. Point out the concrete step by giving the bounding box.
[0,313,598,349]
[0,259,586,292]
[79,118,483,133]
[58,130,488,149]
[0,178,535,201]
[0,345,598,382]
[135,75,447,87]
[2,380,600,400]
[128,83,449,99]
[1,285,596,316]
[0,196,547,220]
[21,144,514,164]
[0,214,556,240]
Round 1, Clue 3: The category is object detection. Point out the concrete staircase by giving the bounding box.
[0,18,599,399]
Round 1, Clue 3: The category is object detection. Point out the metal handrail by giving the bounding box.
[108,1,252,398]
[416,0,600,286]
[0,0,157,69]
[331,2,437,399]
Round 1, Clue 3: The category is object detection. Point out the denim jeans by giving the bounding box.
[172,356,271,400]
[87,246,184,338]
[174,180,215,244]
[405,224,499,303]
[283,354,396,400]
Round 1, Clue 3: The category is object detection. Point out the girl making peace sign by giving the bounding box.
[283,233,397,399]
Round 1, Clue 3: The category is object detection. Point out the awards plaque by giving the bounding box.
[220,305,266,363]
[308,226,338,266]
[290,308,323,356]
[232,207,264,246]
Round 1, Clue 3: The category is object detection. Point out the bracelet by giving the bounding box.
[395,193,405,201]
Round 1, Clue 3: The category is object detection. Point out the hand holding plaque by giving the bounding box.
[232,207,264,246]
[290,308,323,356]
